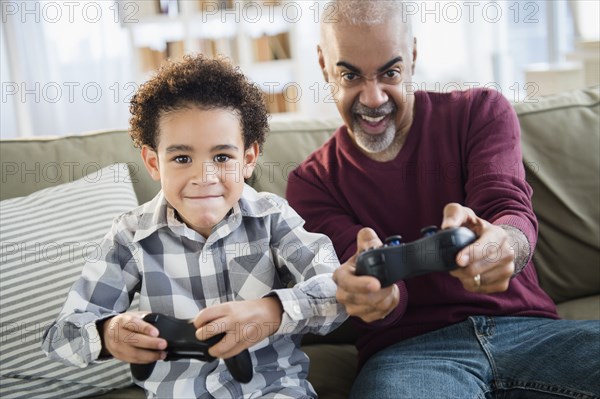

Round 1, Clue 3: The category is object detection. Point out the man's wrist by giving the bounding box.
[499,224,531,275]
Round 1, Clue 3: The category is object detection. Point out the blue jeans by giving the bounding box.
[350,317,600,399]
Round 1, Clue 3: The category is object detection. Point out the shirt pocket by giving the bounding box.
[228,241,279,300]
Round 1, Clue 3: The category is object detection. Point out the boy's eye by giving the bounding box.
[214,154,230,163]
[173,155,191,164]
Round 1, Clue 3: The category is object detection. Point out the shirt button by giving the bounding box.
[293,305,301,315]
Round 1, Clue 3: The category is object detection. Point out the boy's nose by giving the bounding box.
[192,162,219,184]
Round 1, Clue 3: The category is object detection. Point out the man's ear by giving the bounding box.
[317,45,330,82]
[411,37,418,75]
[242,142,260,179]
[141,145,161,181]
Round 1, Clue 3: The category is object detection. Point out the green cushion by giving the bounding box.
[303,344,357,399]
[0,130,160,204]
[556,295,600,320]
[249,116,342,197]
[515,86,600,304]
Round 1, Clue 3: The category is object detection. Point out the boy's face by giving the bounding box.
[141,107,258,238]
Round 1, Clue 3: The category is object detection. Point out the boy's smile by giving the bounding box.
[142,106,258,238]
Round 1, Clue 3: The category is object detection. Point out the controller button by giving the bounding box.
[366,253,385,267]
[384,235,403,246]
[144,313,159,323]
[420,225,439,237]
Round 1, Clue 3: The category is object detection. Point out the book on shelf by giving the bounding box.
[138,47,168,72]
[157,0,179,15]
[166,41,185,60]
[197,37,239,63]
[198,0,234,12]
[253,32,291,62]
[137,40,185,72]
[263,89,297,114]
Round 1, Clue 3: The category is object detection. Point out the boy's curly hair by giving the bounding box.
[129,54,269,151]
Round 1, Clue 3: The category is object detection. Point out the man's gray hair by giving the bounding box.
[321,0,413,41]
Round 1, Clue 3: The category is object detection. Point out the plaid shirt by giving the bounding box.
[42,185,346,398]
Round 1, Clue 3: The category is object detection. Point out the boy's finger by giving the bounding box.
[192,304,230,329]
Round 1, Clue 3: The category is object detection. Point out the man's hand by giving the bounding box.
[193,297,283,359]
[442,203,515,293]
[332,228,400,323]
[100,311,167,364]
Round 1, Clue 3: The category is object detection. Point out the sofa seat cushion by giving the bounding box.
[556,295,600,320]
[304,344,358,399]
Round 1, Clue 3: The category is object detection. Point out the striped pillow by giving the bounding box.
[0,164,139,398]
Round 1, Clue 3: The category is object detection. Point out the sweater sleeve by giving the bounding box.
[287,164,362,263]
[462,89,538,260]
[287,157,409,328]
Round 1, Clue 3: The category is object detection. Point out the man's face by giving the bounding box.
[319,20,416,154]
[142,107,258,238]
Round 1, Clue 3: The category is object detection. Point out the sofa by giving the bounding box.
[1,86,598,399]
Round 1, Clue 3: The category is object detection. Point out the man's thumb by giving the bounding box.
[356,227,382,253]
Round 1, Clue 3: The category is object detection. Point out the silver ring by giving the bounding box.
[474,274,481,287]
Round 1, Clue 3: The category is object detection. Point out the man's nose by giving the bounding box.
[359,80,389,110]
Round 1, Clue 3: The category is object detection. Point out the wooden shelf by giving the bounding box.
[123,0,300,114]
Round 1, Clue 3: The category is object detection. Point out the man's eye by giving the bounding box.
[173,155,191,164]
[342,72,358,81]
[383,70,402,81]
[214,154,230,163]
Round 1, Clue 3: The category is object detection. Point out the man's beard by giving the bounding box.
[351,101,396,153]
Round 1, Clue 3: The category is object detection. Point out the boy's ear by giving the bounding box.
[242,142,260,179]
[141,145,161,181]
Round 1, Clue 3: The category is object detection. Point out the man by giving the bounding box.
[286,1,600,398]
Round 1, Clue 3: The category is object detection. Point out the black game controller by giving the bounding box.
[130,313,253,383]
[355,226,477,287]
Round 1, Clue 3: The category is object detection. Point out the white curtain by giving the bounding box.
[1,0,135,138]
[412,1,577,100]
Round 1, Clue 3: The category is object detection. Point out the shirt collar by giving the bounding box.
[131,185,281,243]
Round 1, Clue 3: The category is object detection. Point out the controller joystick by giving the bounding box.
[385,235,403,246]
[130,313,253,383]
[420,225,439,236]
[355,226,477,287]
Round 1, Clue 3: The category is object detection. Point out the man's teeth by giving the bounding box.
[361,115,385,123]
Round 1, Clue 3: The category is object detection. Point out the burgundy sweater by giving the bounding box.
[286,89,558,369]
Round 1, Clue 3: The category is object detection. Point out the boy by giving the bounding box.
[42,55,346,398]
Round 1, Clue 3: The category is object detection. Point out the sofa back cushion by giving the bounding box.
[515,86,600,304]
[0,118,342,204]
[249,116,342,197]
[0,130,160,204]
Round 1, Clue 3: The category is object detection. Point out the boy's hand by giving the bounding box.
[100,311,167,364]
[193,297,283,359]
